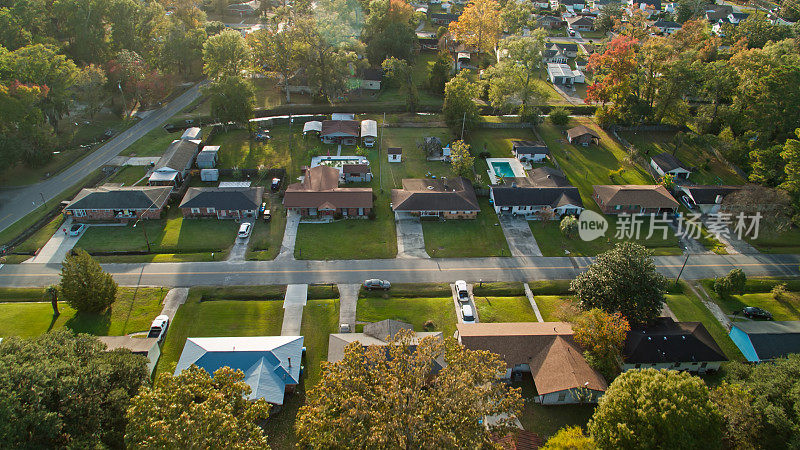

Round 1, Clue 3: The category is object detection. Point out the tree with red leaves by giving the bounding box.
[585,35,637,124]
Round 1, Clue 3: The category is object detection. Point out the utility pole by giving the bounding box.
[675,248,690,287]
[118,82,127,119]
[40,192,46,209]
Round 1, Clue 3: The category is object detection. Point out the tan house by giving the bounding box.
[64,185,171,222]
[283,165,373,217]
[328,320,443,364]
[566,125,601,146]
[456,322,607,404]
[593,184,679,214]
[391,177,480,219]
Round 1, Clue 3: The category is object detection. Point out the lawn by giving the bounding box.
[533,295,575,321]
[514,373,596,439]
[473,297,539,323]
[209,128,313,172]
[0,287,167,338]
[247,200,287,260]
[120,126,182,157]
[107,166,148,186]
[422,198,511,258]
[380,126,454,189]
[746,226,800,254]
[300,298,339,386]
[698,278,800,321]
[356,297,458,338]
[12,214,64,255]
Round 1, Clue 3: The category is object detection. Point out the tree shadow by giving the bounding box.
[65,311,111,335]
[46,313,60,332]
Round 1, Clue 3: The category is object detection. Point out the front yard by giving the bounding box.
[356,296,458,337]
[473,297,539,322]
[422,198,511,258]
[120,126,182,157]
[107,166,148,186]
[746,226,800,254]
[700,278,800,322]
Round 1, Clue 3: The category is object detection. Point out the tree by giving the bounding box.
[571,309,630,379]
[732,12,792,49]
[427,51,451,95]
[443,72,479,133]
[74,64,108,120]
[596,2,622,33]
[780,128,800,199]
[0,81,55,167]
[362,0,416,65]
[160,19,207,78]
[0,330,147,448]
[59,248,117,313]
[448,0,502,54]
[486,31,548,113]
[450,140,475,179]
[549,107,570,126]
[125,365,271,448]
[560,215,578,239]
[588,369,723,449]
[382,56,418,112]
[779,0,800,21]
[660,173,676,190]
[711,383,763,450]
[570,242,668,325]
[500,0,533,35]
[205,76,255,128]
[542,426,597,450]
[585,36,637,124]
[750,144,787,187]
[713,268,746,297]
[296,330,523,447]
[44,285,59,315]
[249,20,307,103]
[203,29,252,80]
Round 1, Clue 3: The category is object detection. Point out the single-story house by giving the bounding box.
[593,184,680,214]
[622,317,728,373]
[226,0,258,14]
[512,140,550,163]
[678,185,741,214]
[181,127,202,140]
[491,185,584,219]
[342,164,372,183]
[148,139,201,187]
[64,185,172,222]
[320,120,360,145]
[283,165,373,217]
[729,321,800,363]
[391,177,480,219]
[542,48,568,64]
[568,16,595,31]
[547,63,585,85]
[628,0,661,10]
[388,147,402,162]
[457,322,607,404]
[361,120,378,147]
[328,320,444,364]
[360,69,383,90]
[179,186,264,219]
[98,336,160,376]
[537,15,564,29]
[566,125,600,145]
[430,12,460,25]
[196,146,219,169]
[652,19,682,34]
[549,42,578,58]
[175,336,304,405]
[418,37,439,51]
[650,153,691,179]
[302,121,322,136]
[575,57,588,71]
[556,0,586,11]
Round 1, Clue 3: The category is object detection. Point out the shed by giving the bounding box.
[196,146,219,169]
[303,121,322,135]
[388,147,402,163]
[181,127,202,140]
[331,113,356,121]
[650,153,691,179]
[729,321,800,362]
[98,336,161,376]
[200,169,219,182]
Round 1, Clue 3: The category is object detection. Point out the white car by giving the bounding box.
[455,280,469,303]
[238,222,252,238]
[148,315,169,342]
[461,304,475,323]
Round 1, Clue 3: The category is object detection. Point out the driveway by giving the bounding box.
[281,284,308,336]
[276,211,300,260]
[451,283,479,324]
[226,219,254,262]
[395,212,429,258]
[159,287,189,320]
[499,216,542,257]
[24,218,86,264]
[338,284,360,331]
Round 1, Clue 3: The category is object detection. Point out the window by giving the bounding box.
[74,210,86,217]
[557,391,567,402]
[191,208,200,214]
[207,208,215,213]
[450,211,458,214]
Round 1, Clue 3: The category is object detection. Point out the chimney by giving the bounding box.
[288,357,292,367]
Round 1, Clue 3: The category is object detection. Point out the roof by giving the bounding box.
[547,63,575,78]
[98,336,159,354]
[512,140,549,155]
[568,16,595,26]
[387,147,402,154]
[343,164,371,174]
[634,0,661,7]
[391,177,479,212]
[181,127,202,140]
[550,42,578,53]
[651,152,689,172]
[66,186,172,211]
[457,322,607,395]
[303,121,322,133]
[566,125,600,140]
[327,331,444,364]
[362,68,383,81]
[360,120,378,138]
[331,113,355,121]
[731,321,800,361]
[624,317,728,364]
[593,184,679,208]
[284,165,373,209]
[537,15,563,23]
[493,430,545,450]
[196,147,219,164]
[492,186,583,209]
[365,319,413,340]
[175,336,304,405]
[527,167,571,187]
[321,120,360,137]
[179,187,264,210]
[682,185,741,204]
[653,20,681,28]
[155,139,200,172]
[430,12,460,20]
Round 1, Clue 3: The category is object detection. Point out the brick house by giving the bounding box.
[391,177,480,219]
[320,120,360,145]
[283,165,373,217]
[593,184,680,214]
[179,187,264,219]
[64,185,172,223]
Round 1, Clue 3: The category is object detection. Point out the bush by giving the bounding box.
[714,269,747,297]
[772,283,788,301]
[549,107,570,126]
[59,249,117,313]
[560,215,578,239]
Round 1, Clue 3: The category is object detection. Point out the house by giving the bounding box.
[361,120,378,147]
[302,120,322,136]
[430,12,460,25]
[542,48,568,64]
[556,0,586,11]
[729,321,800,363]
[536,15,564,29]
[283,165,373,217]
[491,183,584,219]
[650,153,691,179]
[456,322,607,404]
[391,177,480,219]
[550,42,578,58]
[622,317,728,373]
[196,146,219,169]
[360,69,383,90]
[575,57,588,71]
[628,0,661,10]
[664,1,678,13]
[678,185,741,214]
[175,336,304,405]
[179,186,264,219]
[543,43,578,63]
[418,37,439,51]
[568,16,595,31]
[64,185,171,222]
[388,147,402,162]
[328,320,444,363]
[342,164,372,183]
[704,4,733,22]
[547,63,585,85]
[533,0,551,8]
[98,336,161,376]
[512,140,550,163]
[226,0,259,14]
[652,19,682,34]
[181,127,202,140]
[320,120,360,145]
[593,184,680,214]
[148,139,201,187]
[566,125,601,145]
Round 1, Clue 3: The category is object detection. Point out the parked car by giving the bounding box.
[147,315,170,342]
[271,177,281,191]
[681,195,696,210]
[364,279,391,290]
[455,280,469,303]
[568,28,576,36]
[263,209,271,222]
[260,202,267,214]
[461,304,475,323]
[237,222,252,238]
[68,223,86,236]
[741,306,773,320]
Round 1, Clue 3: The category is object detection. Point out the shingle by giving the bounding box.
[624,317,728,364]
[179,187,263,210]
[651,152,688,172]
[391,177,479,212]
[155,139,200,171]
[732,321,800,361]
[492,186,583,208]
[66,186,172,210]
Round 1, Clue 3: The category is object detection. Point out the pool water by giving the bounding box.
[491,161,516,178]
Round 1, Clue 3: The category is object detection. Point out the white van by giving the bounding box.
[461,304,475,323]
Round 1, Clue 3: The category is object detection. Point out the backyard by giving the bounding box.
[247,199,287,260]
[515,374,597,439]
[422,198,511,258]
[107,165,148,186]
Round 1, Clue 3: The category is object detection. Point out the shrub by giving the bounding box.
[772,283,788,301]
[59,249,117,313]
[714,269,747,297]
[560,215,579,239]
[549,107,570,126]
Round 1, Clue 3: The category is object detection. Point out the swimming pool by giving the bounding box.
[491,161,516,178]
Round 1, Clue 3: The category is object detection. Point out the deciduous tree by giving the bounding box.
[450,140,475,179]
[542,426,597,449]
[206,76,255,128]
[203,29,252,80]
[560,215,578,239]
[74,64,108,120]
[711,382,763,450]
[59,248,117,313]
[571,308,630,379]
[486,31,548,113]
[382,56,418,112]
[585,36,637,122]
[448,0,502,54]
[249,19,309,103]
[427,50,451,95]
[443,72,479,133]
[362,0,416,64]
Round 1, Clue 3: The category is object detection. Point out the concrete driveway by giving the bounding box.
[227,219,254,262]
[24,218,86,264]
[276,211,300,260]
[395,212,429,258]
[499,216,542,257]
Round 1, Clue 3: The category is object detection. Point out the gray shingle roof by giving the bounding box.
[179,187,264,210]
[682,185,741,205]
[66,186,172,211]
[624,317,728,364]
[512,140,549,155]
[492,186,583,208]
[651,152,689,172]
[155,139,200,171]
[391,177,479,212]
[731,321,800,361]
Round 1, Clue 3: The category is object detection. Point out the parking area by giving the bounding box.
[25,218,87,264]
[451,282,479,324]
[226,219,255,262]
[498,216,542,257]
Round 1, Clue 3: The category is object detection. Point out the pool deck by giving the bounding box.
[486,158,527,184]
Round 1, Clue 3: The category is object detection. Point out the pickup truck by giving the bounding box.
[147,315,170,342]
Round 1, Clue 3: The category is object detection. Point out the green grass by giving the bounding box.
[120,126,181,157]
[210,128,307,171]
[0,287,47,301]
[380,127,454,187]
[247,201,286,261]
[534,295,575,321]
[422,198,511,258]
[746,226,800,254]
[473,297,539,323]
[0,287,167,338]
[515,373,596,439]
[300,298,339,387]
[356,297,458,337]
[108,166,148,186]
[698,278,800,321]
[12,215,64,255]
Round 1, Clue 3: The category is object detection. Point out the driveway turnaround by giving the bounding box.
[24,218,85,264]
[338,284,360,331]
[499,216,542,257]
[276,211,300,260]
[281,284,308,336]
[395,212,429,258]
[226,219,254,262]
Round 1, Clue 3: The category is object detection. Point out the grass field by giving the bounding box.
[473,297,539,323]
[698,278,800,321]
[300,298,339,386]
[533,295,575,321]
[120,126,181,157]
[422,198,511,258]
[746,227,800,254]
[356,297,458,337]
[515,374,596,439]
[108,166,148,186]
[0,287,167,338]
[247,200,287,260]
[12,215,64,255]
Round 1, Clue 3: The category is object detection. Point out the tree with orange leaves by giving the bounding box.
[585,35,637,124]
[448,0,502,54]
[571,308,630,379]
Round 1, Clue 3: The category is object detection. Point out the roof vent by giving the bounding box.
[663,337,668,340]
[682,335,686,340]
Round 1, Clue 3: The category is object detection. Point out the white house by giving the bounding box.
[678,185,741,214]
[388,147,402,162]
[360,120,378,147]
[652,19,682,34]
[547,63,585,85]
[650,153,691,179]
[491,185,584,219]
[623,318,728,374]
[512,140,550,163]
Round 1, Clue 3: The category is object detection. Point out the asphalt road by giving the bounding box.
[0,253,797,288]
[0,83,204,234]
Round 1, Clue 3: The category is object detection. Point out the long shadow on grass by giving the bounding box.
[65,311,111,335]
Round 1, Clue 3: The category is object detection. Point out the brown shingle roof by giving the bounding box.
[391,177,479,212]
[566,125,601,140]
[387,147,402,154]
[593,184,679,209]
[320,120,360,137]
[284,165,373,209]
[343,164,370,174]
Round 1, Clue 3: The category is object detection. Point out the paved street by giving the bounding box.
[0,83,204,234]
[0,253,797,288]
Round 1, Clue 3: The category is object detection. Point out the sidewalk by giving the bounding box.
[281,284,308,336]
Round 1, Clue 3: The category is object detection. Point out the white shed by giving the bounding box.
[181,127,202,140]
[200,169,219,182]
[303,121,322,135]
[388,147,402,162]
[361,120,378,147]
